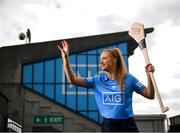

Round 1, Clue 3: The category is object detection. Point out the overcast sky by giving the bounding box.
[1,0,180,118]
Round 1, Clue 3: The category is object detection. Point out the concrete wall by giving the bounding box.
[0,93,8,131]
[135,114,167,132]
[0,83,101,132]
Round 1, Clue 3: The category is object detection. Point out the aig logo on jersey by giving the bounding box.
[102,92,125,105]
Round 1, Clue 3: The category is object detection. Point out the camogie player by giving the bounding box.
[58,40,155,132]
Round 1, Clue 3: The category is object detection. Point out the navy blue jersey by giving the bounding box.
[84,73,145,119]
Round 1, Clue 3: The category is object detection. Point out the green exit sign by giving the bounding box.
[34,116,64,124]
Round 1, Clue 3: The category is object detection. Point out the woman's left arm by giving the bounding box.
[141,64,155,99]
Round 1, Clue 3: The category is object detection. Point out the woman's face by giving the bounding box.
[100,52,115,72]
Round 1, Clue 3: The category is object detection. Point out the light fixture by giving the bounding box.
[18,28,31,44]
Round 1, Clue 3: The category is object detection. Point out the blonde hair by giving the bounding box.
[103,48,127,90]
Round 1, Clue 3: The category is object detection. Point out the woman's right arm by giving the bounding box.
[58,40,87,87]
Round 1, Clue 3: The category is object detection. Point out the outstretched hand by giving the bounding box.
[57,40,69,58]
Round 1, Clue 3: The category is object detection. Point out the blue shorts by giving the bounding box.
[102,117,139,132]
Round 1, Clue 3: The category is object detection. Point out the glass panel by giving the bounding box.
[67,94,76,110]
[34,84,43,94]
[34,62,43,83]
[79,51,86,55]
[89,112,98,121]
[88,49,96,54]
[88,55,97,64]
[88,91,97,110]
[56,58,63,83]
[69,55,76,64]
[77,90,87,110]
[23,65,32,83]
[56,84,65,104]
[88,55,98,76]
[80,112,87,116]
[45,60,54,83]
[123,56,128,70]
[97,57,101,74]
[98,47,107,54]
[65,83,76,94]
[77,55,87,78]
[107,45,116,49]
[24,83,32,89]
[118,42,127,55]
[44,85,54,100]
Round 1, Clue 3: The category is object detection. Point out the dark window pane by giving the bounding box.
[77,55,86,77]
[77,88,87,110]
[88,92,97,110]
[45,60,54,83]
[88,49,96,54]
[34,62,43,83]
[56,84,65,104]
[56,58,63,83]
[118,43,127,55]
[34,84,43,94]
[89,112,98,121]
[44,85,54,100]
[24,83,32,89]
[23,65,32,83]
[67,94,76,110]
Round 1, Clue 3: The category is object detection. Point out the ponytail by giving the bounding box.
[113,48,127,90]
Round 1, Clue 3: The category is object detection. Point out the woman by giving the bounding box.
[58,40,155,132]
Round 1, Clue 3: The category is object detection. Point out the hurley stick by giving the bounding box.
[128,22,169,113]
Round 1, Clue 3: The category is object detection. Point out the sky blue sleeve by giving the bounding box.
[131,75,145,94]
[84,77,95,88]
